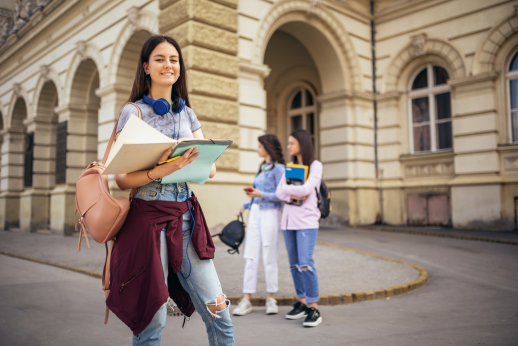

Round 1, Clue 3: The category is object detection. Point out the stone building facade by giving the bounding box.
[0,0,517,234]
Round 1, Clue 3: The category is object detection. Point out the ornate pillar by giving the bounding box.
[449,72,502,229]
[0,129,24,229]
[19,117,55,232]
[317,91,377,225]
[49,104,97,235]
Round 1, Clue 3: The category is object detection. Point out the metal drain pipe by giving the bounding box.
[371,1,384,224]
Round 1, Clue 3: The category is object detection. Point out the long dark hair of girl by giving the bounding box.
[290,129,315,170]
[128,35,190,109]
[258,134,285,166]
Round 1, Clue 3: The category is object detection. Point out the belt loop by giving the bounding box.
[175,183,180,199]
[160,183,165,195]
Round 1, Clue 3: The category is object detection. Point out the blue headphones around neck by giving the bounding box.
[142,93,186,115]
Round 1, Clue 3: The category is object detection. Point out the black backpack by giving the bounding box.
[315,181,331,219]
[212,213,246,254]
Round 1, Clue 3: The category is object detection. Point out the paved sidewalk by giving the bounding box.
[354,224,518,244]
[0,229,419,298]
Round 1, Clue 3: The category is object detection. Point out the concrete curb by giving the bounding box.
[356,225,518,246]
[0,241,428,308]
[227,240,428,307]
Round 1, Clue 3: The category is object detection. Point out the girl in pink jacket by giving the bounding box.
[275,129,323,328]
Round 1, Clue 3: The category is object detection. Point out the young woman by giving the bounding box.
[106,35,234,345]
[232,135,285,316]
[275,129,323,328]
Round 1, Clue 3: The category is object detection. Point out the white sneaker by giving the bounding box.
[232,299,253,316]
[265,297,279,315]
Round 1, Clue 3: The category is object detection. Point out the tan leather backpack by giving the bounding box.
[75,102,141,323]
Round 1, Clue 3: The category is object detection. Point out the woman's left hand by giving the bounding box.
[246,188,262,198]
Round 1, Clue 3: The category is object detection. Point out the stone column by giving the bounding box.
[0,129,24,229]
[19,117,56,232]
[317,91,377,225]
[95,84,132,197]
[159,0,243,227]
[376,91,404,225]
[449,72,502,229]
[50,104,97,235]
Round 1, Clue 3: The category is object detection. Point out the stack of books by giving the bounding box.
[285,163,308,206]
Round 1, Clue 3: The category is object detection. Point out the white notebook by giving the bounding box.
[102,114,176,175]
[102,114,232,185]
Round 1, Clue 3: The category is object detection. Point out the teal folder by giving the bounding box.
[160,139,232,185]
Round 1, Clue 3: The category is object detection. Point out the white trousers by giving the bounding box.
[242,203,282,294]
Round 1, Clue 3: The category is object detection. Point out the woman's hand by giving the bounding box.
[152,147,200,178]
[246,188,262,198]
[236,205,244,216]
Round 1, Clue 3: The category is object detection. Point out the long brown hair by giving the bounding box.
[290,129,315,170]
[258,134,285,166]
[128,35,190,108]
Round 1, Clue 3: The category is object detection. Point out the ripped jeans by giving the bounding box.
[283,229,320,304]
[132,181,234,346]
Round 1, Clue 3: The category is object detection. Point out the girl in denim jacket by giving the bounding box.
[232,135,285,316]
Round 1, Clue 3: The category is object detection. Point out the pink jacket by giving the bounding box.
[275,160,322,230]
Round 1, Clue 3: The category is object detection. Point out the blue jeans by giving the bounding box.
[283,229,320,304]
[132,182,234,346]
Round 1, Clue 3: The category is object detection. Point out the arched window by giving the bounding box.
[409,64,452,153]
[507,51,518,142]
[288,87,317,151]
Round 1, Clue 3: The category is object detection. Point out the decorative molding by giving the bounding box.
[503,155,518,171]
[384,37,466,93]
[39,65,50,82]
[254,0,362,91]
[75,40,87,61]
[0,9,14,38]
[13,83,21,97]
[405,162,454,178]
[239,61,270,79]
[126,6,140,32]
[474,13,518,74]
[307,0,321,16]
[411,34,427,57]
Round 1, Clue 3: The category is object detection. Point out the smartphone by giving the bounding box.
[243,187,254,192]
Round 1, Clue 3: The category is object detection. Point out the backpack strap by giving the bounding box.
[101,102,142,324]
[102,239,115,324]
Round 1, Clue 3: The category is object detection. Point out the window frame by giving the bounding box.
[287,87,318,155]
[408,63,452,154]
[506,51,518,143]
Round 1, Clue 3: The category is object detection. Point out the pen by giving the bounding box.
[157,155,181,165]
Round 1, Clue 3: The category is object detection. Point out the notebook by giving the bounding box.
[102,114,232,184]
[285,163,309,206]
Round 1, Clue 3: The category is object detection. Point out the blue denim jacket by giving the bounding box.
[243,162,285,210]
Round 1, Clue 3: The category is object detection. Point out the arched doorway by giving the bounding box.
[116,30,151,90]
[50,58,100,235]
[20,81,59,232]
[261,17,374,224]
[0,97,28,229]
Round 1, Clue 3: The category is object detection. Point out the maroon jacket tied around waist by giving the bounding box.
[106,195,215,336]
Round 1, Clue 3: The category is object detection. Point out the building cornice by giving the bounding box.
[448,71,499,88]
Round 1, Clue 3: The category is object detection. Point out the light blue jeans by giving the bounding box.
[132,181,234,346]
[283,229,320,304]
